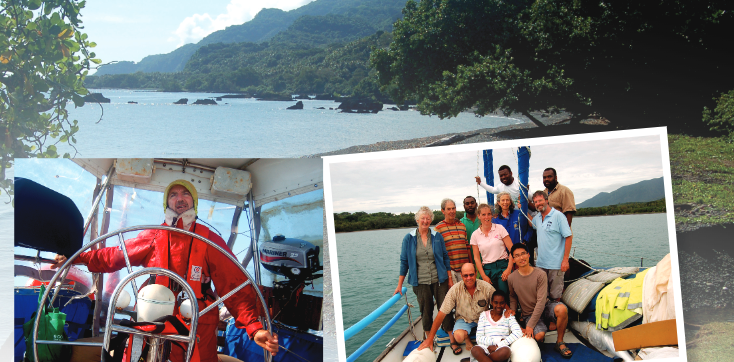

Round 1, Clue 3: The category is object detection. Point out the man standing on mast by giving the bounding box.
[475,165,525,203]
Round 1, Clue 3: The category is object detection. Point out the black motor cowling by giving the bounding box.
[259,235,321,280]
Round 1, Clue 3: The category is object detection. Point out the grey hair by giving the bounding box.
[415,206,434,222]
[440,198,456,210]
[532,190,548,200]
[494,192,515,215]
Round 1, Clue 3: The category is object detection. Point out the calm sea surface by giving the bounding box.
[59,89,523,158]
[336,213,670,361]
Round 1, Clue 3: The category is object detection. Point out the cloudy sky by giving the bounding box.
[328,134,666,214]
[79,0,314,67]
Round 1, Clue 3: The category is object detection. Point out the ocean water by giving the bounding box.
[60,89,524,157]
[336,213,670,361]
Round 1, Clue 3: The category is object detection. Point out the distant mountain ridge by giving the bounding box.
[95,0,407,76]
[576,177,665,208]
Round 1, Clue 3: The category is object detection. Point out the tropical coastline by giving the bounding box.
[314,111,597,156]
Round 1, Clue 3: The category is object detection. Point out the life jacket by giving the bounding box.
[595,269,649,331]
[151,221,219,326]
[103,315,201,362]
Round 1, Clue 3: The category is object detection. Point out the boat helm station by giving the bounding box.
[14,158,324,362]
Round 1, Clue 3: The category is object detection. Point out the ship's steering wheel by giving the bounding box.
[31,225,273,362]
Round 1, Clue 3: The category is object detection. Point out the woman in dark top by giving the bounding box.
[395,206,452,339]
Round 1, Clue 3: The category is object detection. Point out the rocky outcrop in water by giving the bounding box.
[83,93,110,103]
[193,99,217,105]
[287,101,304,110]
[174,98,188,105]
[337,98,383,113]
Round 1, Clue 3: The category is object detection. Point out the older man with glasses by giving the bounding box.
[417,263,498,355]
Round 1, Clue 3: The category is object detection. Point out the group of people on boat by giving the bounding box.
[395,165,577,361]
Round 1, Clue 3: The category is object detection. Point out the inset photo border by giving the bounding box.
[325,127,685,362]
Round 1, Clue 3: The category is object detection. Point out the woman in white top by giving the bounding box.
[471,203,514,295]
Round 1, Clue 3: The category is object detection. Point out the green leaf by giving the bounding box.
[28,0,42,10]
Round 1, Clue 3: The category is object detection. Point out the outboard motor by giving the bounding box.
[259,235,321,280]
[259,235,323,330]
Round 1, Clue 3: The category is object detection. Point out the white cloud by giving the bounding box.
[170,0,315,46]
[329,136,666,213]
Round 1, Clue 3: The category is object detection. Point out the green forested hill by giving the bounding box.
[577,178,665,208]
[267,14,378,46]
[86,31,392,96]
[94,0,407,75]
[202,0,405,46]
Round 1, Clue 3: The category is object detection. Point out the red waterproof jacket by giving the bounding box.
[78,219,264,362]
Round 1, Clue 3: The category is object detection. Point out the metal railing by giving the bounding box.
[344,287,408,362]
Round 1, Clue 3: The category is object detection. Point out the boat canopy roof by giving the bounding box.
[14,158,325,295]
[72,158,323,207]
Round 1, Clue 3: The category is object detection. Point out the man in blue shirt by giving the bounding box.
[529,190,573,302]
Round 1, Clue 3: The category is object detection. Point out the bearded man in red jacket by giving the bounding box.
[53,180,278,362]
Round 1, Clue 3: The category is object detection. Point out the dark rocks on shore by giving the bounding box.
[255,92,293,101]
[337,98,383,114]
[193,99,217,105]
[128,101,138,104]
[316,107,325,109]
[83,93,110,103]
[287,101,304,110]
[173,98,188,105]
[388,106,399,111]
[220,94,250,99]
[314,93,335,100]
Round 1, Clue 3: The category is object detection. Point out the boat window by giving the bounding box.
[15,159,324,301]
[258,189,324,295]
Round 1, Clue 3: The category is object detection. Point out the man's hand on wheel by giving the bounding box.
[254,330,279,355]
[51,255,67,269]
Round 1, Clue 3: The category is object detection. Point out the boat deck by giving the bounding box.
[376,310,614,362]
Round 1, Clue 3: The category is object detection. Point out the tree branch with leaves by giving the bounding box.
[0,0,100,199]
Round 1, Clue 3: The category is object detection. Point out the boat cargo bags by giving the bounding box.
[22,285,71,362]
[223,318,323,362]
[15,287,92,362]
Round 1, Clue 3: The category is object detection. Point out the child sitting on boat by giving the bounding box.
[472,290,522,362]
